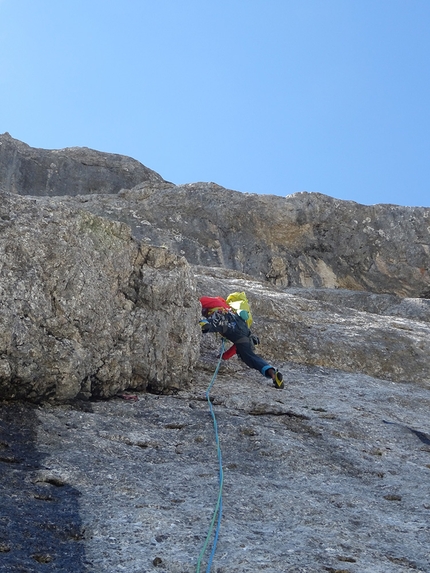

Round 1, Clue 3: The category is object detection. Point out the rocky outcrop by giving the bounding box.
[0,136,429,401]
[0,193,200,402]
[3,136,430,298]
[0,132,165,197]
[1,191,428,403]
[46,182,430,299]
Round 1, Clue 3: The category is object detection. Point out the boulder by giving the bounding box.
[0,193,200,402]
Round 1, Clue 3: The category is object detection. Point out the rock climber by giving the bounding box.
[199,295,284,389]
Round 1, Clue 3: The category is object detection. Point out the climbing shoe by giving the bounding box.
[273,370,284,389]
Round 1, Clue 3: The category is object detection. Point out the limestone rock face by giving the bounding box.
[51,182,430,299]
[1,137,429,402]
[3,136,429,298]
[0,132,165,197]
[0,193,200,402]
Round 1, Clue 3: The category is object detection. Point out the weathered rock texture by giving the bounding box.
[3,135,430,298]
[1,136,429,394]
[0,193,200,402]
[1,363,429,572]
[0,132,165,196]
[44,182,430,299]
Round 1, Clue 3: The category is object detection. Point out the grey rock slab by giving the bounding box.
[2,360,429,572]
[286,287,430,323]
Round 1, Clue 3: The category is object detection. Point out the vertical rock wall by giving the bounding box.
[56,183,430,299]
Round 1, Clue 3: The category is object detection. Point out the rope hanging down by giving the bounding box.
[196,339,225,573]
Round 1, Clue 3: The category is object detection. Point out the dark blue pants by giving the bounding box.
[235,340,274,377]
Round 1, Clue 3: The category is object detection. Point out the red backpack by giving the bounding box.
[199,296,232,315]
[199,296,238,360]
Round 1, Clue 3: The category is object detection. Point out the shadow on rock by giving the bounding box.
[0,402,86,572]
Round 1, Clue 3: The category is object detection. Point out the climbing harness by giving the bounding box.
[196,339,225,573]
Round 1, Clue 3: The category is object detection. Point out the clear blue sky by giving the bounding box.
[1,1,429,207]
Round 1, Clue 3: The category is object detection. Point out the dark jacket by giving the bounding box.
[202,310,250,344]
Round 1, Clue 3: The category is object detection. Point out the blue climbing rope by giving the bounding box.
[196,339,225,573]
